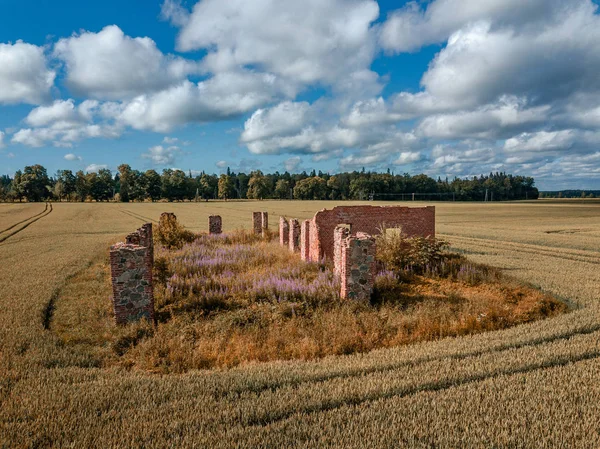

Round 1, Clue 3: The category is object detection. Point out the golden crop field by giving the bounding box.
[1,200,600,448]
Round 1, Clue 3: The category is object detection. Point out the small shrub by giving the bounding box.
[376,228,449,274]
[154,212,196,249]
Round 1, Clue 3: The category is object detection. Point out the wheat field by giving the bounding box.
[1,200,599,448]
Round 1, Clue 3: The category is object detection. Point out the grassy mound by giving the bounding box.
[52,224,567,373]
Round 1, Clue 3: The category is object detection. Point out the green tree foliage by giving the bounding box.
[293,176,327,200]
[218,174,235,200]
[0,164,541,203]
[274,179,291,199]
[17,165,50,202]
[246,170,269,199]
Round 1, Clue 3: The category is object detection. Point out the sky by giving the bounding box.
[0,0,599,190]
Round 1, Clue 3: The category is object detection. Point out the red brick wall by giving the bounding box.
[300,219,311,261]
[279,217,289,246]
[289,219,300,252]
[311,205,435,261]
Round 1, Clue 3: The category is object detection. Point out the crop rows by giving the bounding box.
[1,201,599,448]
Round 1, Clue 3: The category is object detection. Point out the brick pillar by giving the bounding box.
[253,212,262,235]
[339,233,376,301]
[110,242,155,325]
[300,220,311,261]
[289,218,300,252]
[333,225,351,277]
[209,215,222,234]
[279,217,289,246]
[261,211,268,237]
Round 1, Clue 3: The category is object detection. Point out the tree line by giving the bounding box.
[0,164,539,203]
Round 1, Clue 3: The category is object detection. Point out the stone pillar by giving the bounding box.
[110,242,155,325]
[209,215,222,234]
[289,218,300,252]
[253,212,262,235]
[300,220,311,261]
[333,225,351,277]
[279,217,289,246]
[261,211,269,237]
[339,232,376,301]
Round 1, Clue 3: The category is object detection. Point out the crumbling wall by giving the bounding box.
[310,205,435,261]
[253,211,269,236]
[279,217,289,246]
[110,223,154,325]
[334,231,376,301]
[253,212,262,235]
[289,218,300,252]
[209,215,222,234]
[300,219,311,261]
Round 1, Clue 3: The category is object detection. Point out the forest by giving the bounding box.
[0,164,539,202]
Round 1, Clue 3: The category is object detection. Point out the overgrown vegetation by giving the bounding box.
[51,216,566,372]
[4,201,599,448]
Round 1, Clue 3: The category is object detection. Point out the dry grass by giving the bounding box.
[1,200,600,448]
[52,230,565,372]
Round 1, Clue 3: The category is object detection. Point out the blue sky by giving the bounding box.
[1,0,599,189]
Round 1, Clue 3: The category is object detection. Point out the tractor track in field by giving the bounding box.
[216,323,600,400]
[244,347,600,428]
[119,208,158,223]
[440,234,600,265]
[0,203,53,244]
[0,203,48,234]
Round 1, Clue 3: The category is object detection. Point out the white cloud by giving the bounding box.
[0,131,4,148]
[283,156,301,172]
[162,136,179,144]
[241,101,311,143]
[0,41,55,105]
[215,160,227,169]
[417,97,549,140]
[379,0,569,53]
[6,152,15,159]
[173,0,381,94]
[12,99,122,148]
[142,144,181,166]
[54,25,199,100]
[160,0,190,27]
[85,164,108,173]
[110,71,293,132]
[394,151,423,165]
[64,153,82,161]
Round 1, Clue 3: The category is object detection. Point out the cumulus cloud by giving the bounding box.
[85,163,108,173]
[379,0,570,53]
[0,41,55,104]
[12,99,122,147]
[54,25,199,100]
[0,131,5,148]
[172,0,381,94]
[142,144,181,165]
[394,151,423,165]
[283,156,302,172]
[108,71,294,132]
[64,153,82,161]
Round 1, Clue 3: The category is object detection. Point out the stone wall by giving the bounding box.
[289,218,300,252]
[309,205,435,262]
[333,225,351,277]
[253,212,262,235]
[279,217,289,246]
[334,231,376,301]
[110,223,154,325]
[253,211,269,236]
[209,215,222,234]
